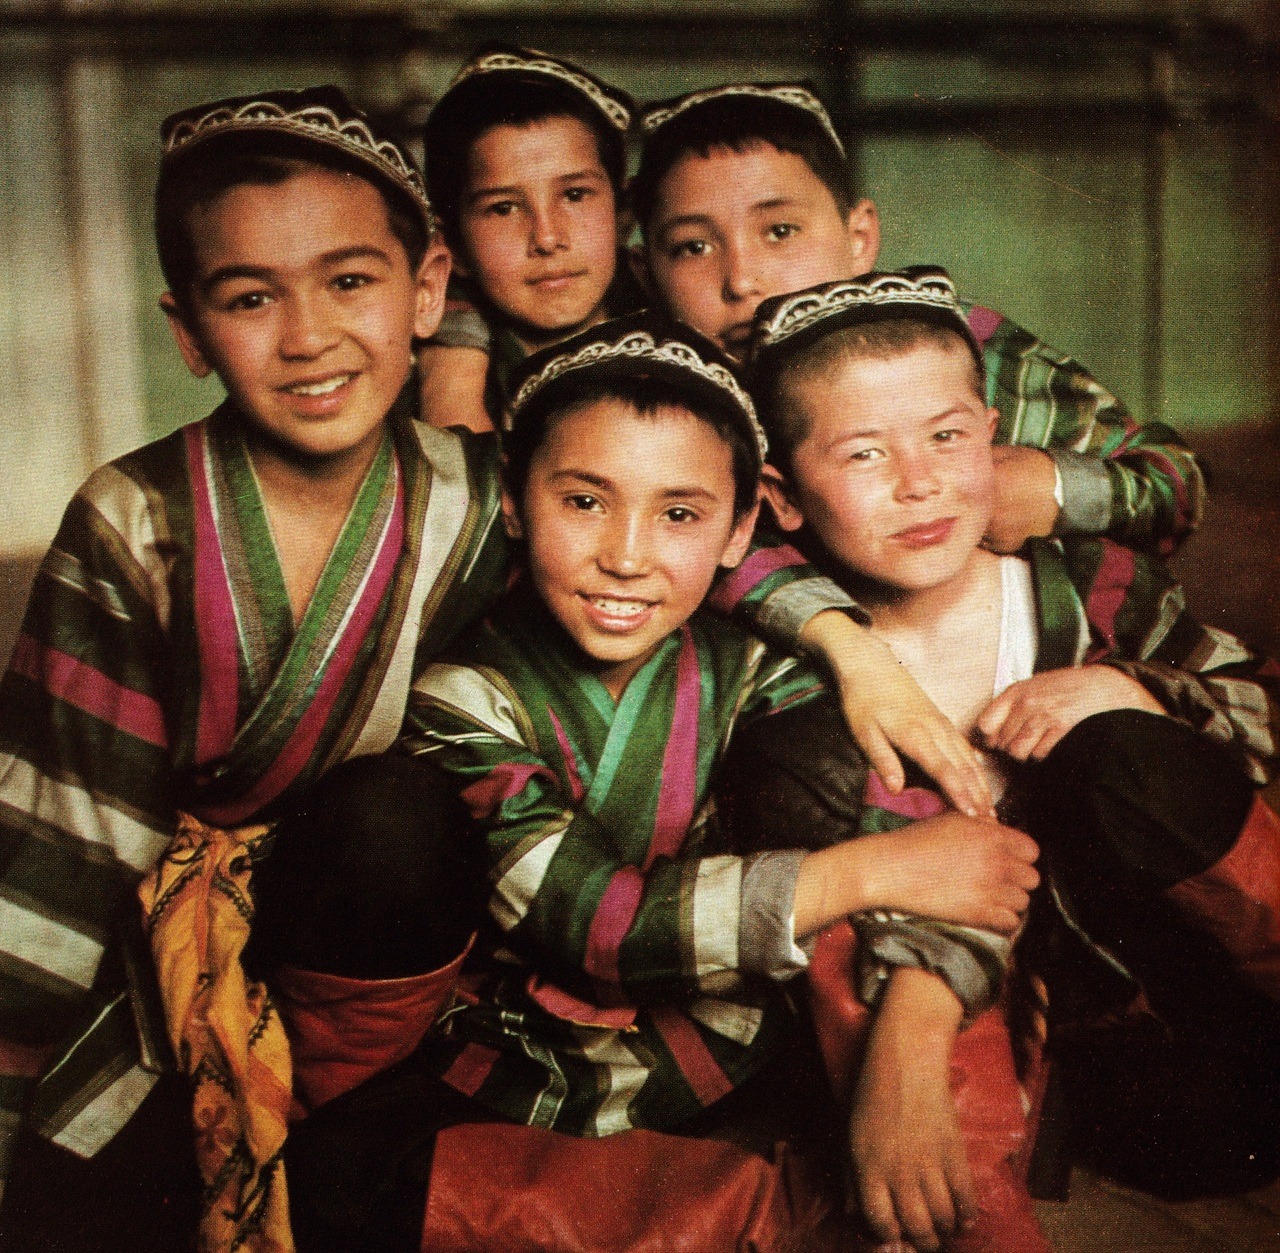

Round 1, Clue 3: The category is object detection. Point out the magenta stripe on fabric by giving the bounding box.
[650,1007,733,1107]
[1083,541,1137,654]
[863,769,946,822]
[11,634,168,748]
[964,305,1005,345]
[185,424,241,767]
[440,1043,500,1097]
[584,866,644,990]
[195,476,406,825]
[461,761,556,821]
[546,706,585,803]
[646,626,701,868]
[706,544,806,614]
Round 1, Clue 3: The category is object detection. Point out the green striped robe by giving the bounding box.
[0,398,509,1179]
[403,588,825,1137]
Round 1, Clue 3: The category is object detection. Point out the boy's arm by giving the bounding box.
[975,306,1205,554]
[709,532,994,818]
[418,274,496,434]
[0,480,177,1190]
[983,542,1274,783]
[849,966,973,1252]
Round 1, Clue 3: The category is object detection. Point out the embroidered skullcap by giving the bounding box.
[640,81,845,157]
[508,311,768,467]
[437,44,633,134]
[746,267,985,387]
[160,85,433,238]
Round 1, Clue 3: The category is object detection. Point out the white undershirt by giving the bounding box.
[982,556,1039,800]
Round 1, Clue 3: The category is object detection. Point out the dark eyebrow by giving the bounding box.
[549,469,613,489]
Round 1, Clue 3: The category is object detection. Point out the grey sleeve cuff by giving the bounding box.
[752,580,870,649]
[851,913,1011,1020]
[430,304,494,353]
[1048,449,1114,536]
[739,850,811,981]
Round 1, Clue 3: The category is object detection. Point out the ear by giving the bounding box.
[625,242,655,300]
[719,496,760,570]
[160,293,213,379]
[843,198,881,276]
[412,240,453,340]
[760,464,806,532]
[499,479,524,541]
[986,407,999,440]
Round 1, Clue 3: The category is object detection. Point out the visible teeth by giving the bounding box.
[288,375,351,397]
[591,597,648,617]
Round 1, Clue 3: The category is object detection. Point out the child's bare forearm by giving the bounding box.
[791,813,1039,939]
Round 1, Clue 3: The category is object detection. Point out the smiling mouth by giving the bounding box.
[584,594,654,618]
[283,374,354,397]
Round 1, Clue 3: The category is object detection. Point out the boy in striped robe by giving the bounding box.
[278,313,1041,1251]
[742,267,1280,1250]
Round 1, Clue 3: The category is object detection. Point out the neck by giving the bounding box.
[860,548,1002,636]
[242,425,385,515]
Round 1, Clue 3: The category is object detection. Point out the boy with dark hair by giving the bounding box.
[0,86,986,1250]
[418,45,641,431]
[279,313,1040,1251]
[632,81,1205,558]
[743,267,1280,1249]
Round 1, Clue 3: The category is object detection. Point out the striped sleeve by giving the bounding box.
[972,305,1205,554]
[0,466,178,1179]
[1062,538,1280,783]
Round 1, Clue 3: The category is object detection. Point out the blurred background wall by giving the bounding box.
[1,0,1277,660]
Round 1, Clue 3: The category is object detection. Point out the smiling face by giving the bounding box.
[769,338,998,603]
[162,165,446,472]
[643,141,879,357]
[506,398,757,698]
[457,115,618,351]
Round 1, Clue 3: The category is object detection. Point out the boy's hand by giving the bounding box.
[858,813,1039,935]
[984,446,1058,553]
[850,969,974,1252]
[417,343,494,434]
[800,611,995,818]
[976,665,1166,762]
[793,812,1038,938]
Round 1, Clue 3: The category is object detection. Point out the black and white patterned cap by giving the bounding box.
[747,267,985,384]
[640,81,845,156]
[438,44,633,134]
[508,312,768,467]
[160,85,434,238]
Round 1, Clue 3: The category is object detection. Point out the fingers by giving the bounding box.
[857,721,906,795]
[928,749,995,820]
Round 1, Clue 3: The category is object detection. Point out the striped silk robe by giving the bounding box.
[0,394,843,1185]
[0,399,510,1182]
[402,589,828,1137]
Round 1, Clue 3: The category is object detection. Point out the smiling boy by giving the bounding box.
[278,313,1040,1251]
[746,268,1280,1243]
[0,87,518,1250]
[631,82,1205,558]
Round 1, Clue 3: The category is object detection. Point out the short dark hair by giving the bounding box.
[155,131,429,311]
[504,371,761,522]
[632,93,855,235]
[425,76,627,251]
[762,319,983,472]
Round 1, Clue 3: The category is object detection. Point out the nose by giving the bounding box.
[279,291,339,360]
[597,512,651,578]
[894,449,941,501]
[528,202,567,257]
[720,239,761,303]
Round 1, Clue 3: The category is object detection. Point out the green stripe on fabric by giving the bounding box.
[1029,541,1083,673]
[586,635,678,812]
